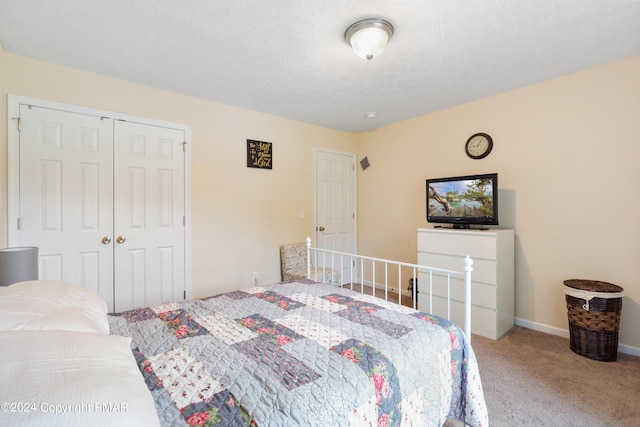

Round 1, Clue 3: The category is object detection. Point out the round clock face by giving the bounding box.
[465,133,493,159]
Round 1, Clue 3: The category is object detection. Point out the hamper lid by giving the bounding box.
[564,279,623,293]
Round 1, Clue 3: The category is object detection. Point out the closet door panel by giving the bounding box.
[113,121,185,311]
[17,106,115,309]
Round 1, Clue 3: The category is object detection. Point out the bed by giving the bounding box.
[0,243,488,427]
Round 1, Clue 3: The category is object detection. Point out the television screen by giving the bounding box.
[426,173,498,228]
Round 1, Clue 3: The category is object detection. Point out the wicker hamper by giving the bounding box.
[564,279,624,362]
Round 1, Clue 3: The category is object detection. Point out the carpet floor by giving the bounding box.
[449,326,640,426]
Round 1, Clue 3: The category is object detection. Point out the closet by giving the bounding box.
[8,96,189,312]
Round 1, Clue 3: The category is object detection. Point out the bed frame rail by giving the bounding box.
[305,237,474,341]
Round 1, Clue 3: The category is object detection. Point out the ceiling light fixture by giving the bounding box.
[345,19,394,61]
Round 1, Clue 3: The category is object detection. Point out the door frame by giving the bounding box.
[7,94,192,299]
[312,147,357,255]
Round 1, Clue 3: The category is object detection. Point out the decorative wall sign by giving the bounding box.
[246,139,273,169]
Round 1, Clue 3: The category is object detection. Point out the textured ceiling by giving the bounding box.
[1,0,639,132]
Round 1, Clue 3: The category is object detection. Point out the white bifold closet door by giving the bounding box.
[17,105,185,312]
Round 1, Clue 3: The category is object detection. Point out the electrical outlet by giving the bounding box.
[252,272,259,286]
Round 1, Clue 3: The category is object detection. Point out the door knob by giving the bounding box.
[116,236,126,244]
[101,236,112,244]
[318,226,325,232]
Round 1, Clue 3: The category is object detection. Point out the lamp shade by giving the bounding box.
[345,19,394,61]
[0,247,39,287]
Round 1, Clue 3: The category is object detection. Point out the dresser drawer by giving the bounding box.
[418,252,497,285]
[416,294,498,339]
[418,271,497,310]
[418,230,497,259]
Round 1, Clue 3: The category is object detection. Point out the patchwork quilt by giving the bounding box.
[109,280,488,427]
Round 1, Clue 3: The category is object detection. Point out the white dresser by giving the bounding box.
[417,228,514,340]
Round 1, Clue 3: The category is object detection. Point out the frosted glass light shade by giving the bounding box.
[345,19,394,61]
[0,247,39,287]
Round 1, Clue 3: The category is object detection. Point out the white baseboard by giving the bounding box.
[514,318,569,338]
[618,343,640,358]
[515,317,640,358]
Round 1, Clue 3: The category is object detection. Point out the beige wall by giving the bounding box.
[356,55,640,351]
[0,53,357,297]
[2,47,639,352]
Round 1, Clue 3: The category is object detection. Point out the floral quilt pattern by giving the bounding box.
[109,281,488,427]
[332,338,401,427]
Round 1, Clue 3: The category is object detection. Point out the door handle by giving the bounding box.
[116,236,126,244]
[318,226,325,232]
[101,236,112,244]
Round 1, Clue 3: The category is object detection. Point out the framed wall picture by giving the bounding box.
[246,139,272,169]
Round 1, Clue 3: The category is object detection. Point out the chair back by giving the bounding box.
[280,242,310,281]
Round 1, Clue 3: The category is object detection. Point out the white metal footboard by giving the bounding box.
[305,237,474,341]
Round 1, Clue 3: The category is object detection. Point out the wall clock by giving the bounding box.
[465,132,493,159]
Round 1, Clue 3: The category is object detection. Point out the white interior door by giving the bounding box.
[315,149,356,284]
[17,105,115,308]
[113,121,186,310]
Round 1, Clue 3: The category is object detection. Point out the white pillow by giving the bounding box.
[0,280,109,334]
[0,330,160,427]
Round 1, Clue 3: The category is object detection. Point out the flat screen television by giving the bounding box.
[426,173,498,229]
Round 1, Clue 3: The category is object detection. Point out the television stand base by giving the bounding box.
[436,224,491,231]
